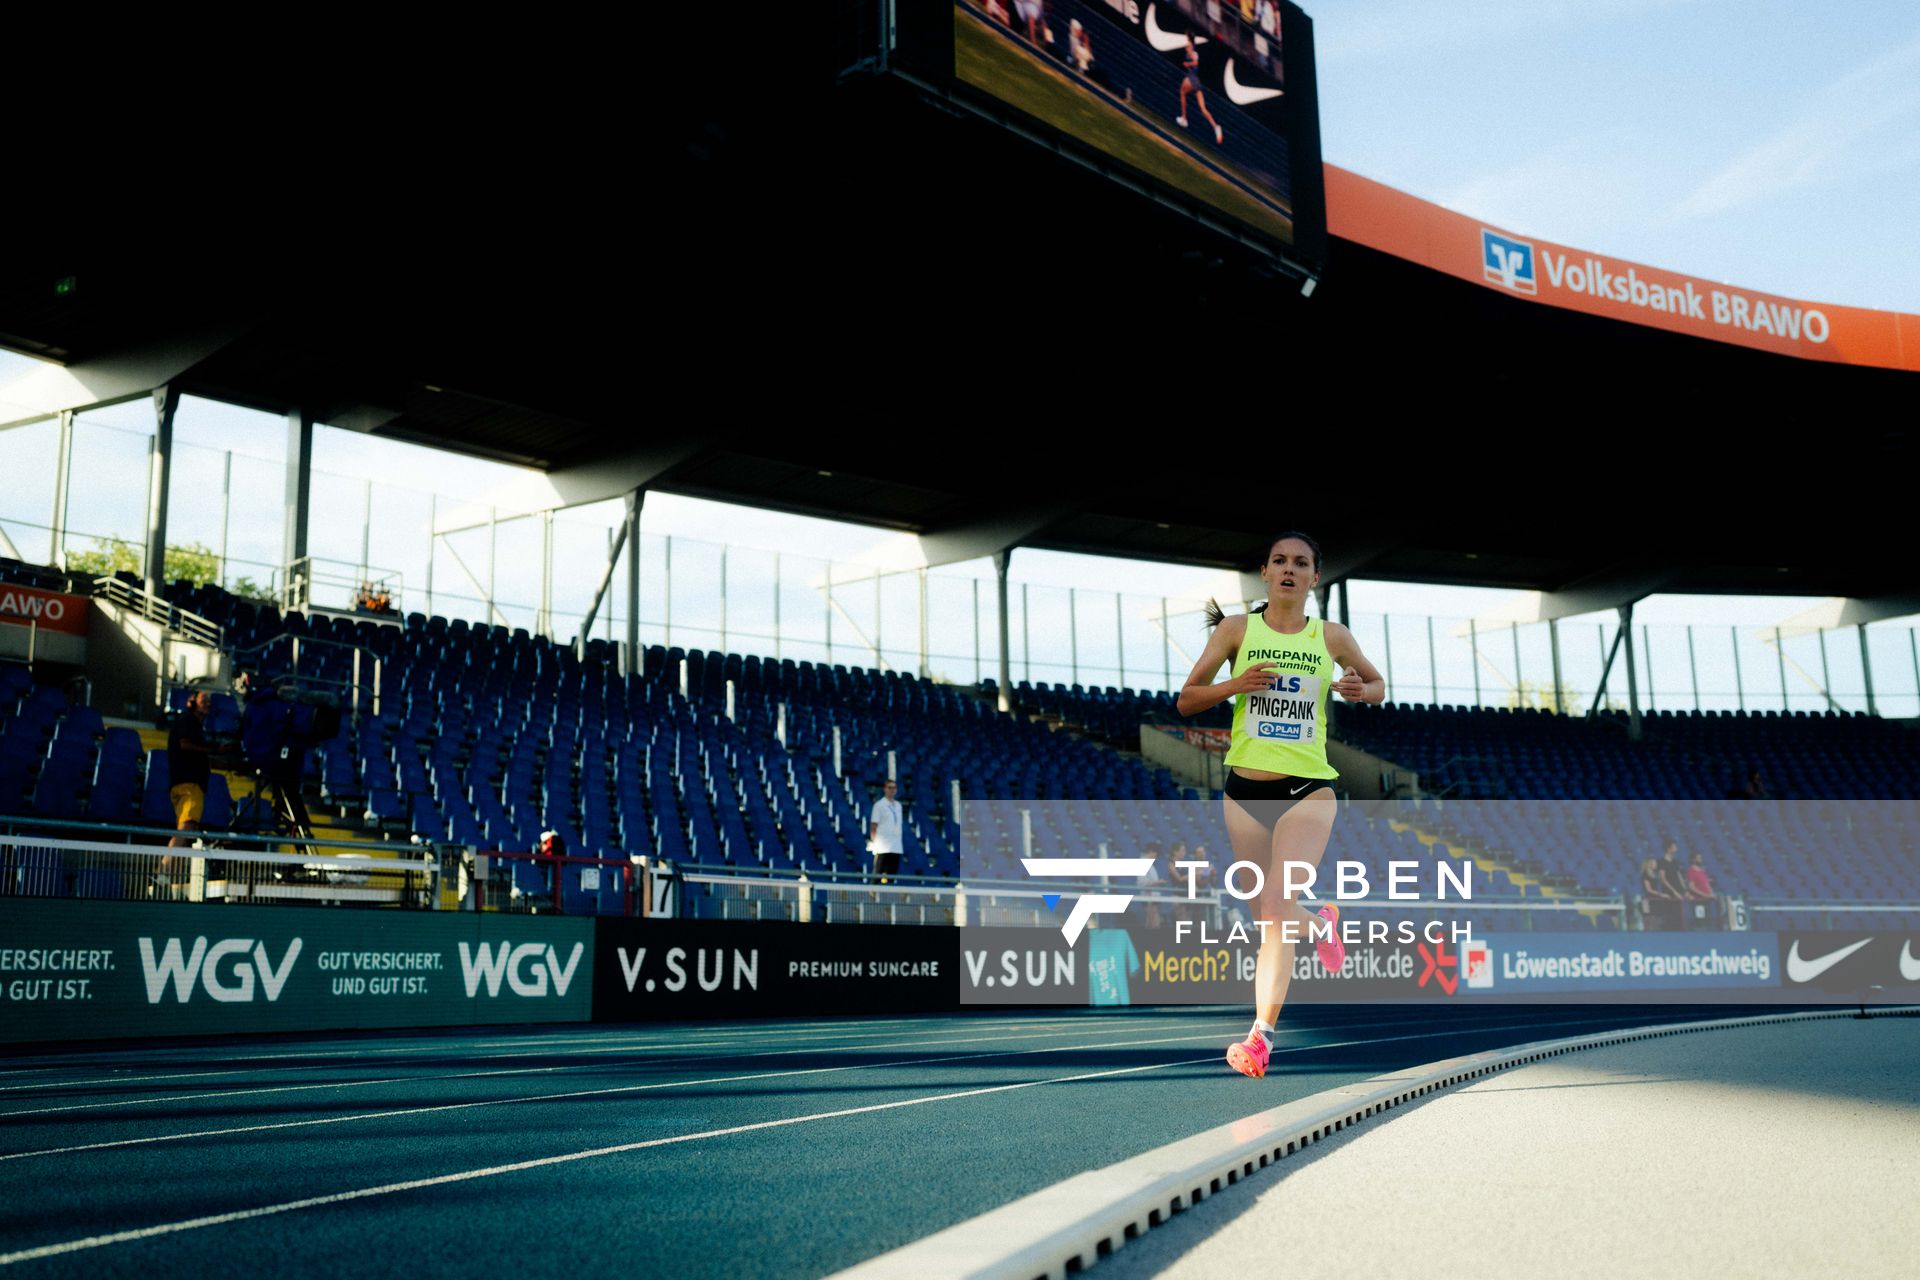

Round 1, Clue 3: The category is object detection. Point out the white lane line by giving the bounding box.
[0,1016,1127,1092]
[0,1016,1233,1119]
[0,1023,1251,1163]
[0,1012,1114,1074]
[0,1034,893,1094]
[0,1054,1214,1266]
[0,1011,1524,1163]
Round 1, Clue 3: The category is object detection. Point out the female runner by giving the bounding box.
[1176,532,1385,1077]
[1176,32,1224,145]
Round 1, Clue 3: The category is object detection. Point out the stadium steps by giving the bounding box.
[1389,816,1615,926]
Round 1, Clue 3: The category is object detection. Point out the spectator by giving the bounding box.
[1729,767,1768,800]
[167,690,215,851]
[1659,841,1691,930]
[1686,851,1719,928]
[1639,856,1679,931]
[1014,0,1049,47]
[1190,843,1216,888]
[537,829,567,902]
[868,779,903,883]
[1069,18,1090,69]
[1062,21,1118,94]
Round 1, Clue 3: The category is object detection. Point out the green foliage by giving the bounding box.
[66,539,237,591]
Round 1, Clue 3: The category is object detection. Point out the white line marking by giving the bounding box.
[0,1023,1250,1161]
[0,1020,1098,1105]
[0,1011,1561,1162]
[0,1056,1211,1265]
[0,1016,1119,1090]
[0,1015,1229,1118]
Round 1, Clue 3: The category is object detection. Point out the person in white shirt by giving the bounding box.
[868,779,904,883]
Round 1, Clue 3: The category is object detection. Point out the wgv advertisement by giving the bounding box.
[0,899,593,1042]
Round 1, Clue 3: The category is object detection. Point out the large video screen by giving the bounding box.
[947,0,1324,262]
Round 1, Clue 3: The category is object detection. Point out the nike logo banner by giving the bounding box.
[1784,937,1874,983]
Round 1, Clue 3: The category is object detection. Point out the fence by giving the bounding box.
[0,831,439,908]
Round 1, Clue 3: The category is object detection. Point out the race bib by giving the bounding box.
[1243,674,1321,744]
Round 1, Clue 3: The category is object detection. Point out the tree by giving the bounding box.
[66,539,236,591]
[229,577,277,605]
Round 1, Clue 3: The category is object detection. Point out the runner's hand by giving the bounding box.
[1332,667,1367,700]
[1227,662,1281,695]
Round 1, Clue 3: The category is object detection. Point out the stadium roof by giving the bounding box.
[1,74,1912,603]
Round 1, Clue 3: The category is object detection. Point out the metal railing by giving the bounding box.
[282,555,405,621]
[92,576,223,648]
[465,849,638,916]
[666,864,1640,931]
[230,632,383,718]
[1747,900,1920,931]
[0,831,439,908]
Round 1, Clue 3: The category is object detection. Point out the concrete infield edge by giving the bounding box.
[832,1007,1920,1280]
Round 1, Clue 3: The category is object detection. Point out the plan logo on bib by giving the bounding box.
[1482,229,1536,295]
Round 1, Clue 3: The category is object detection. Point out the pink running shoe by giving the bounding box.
[1314,904,1346,973]
[1226,1033,1270,1079]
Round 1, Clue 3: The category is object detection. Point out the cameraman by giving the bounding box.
[239,676,332,839]
[167,691,216,849]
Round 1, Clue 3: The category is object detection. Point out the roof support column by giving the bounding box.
[625,486,643,673]
[284,408,313,603]
[144,386,180,590]
[993,550,1013,712]
[49,411,74,570]
[1620,603,1641,741]
[1858,624,1876,716]
[1549,619,1564,714]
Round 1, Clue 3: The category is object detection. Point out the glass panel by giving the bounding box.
[879,569,921,676]
[776,549,832,667]
[0,417,59,564]
[1865,624,1920,719]
[64,407,154,565]
[924,570,979,686]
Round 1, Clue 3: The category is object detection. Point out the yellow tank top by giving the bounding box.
[1223,611,1339,779]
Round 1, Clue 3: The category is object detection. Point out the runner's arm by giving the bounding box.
[1325,622,1387,704]
[1176,615,1276,716]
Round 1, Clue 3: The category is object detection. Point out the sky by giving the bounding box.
[1307,0,1920,311]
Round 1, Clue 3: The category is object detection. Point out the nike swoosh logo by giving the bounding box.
[1785,937,1873,983]
[1144,4,1204,53]
[1289,782,1310,796]
[1224,58,1284,105]
[1901,941,1920,983]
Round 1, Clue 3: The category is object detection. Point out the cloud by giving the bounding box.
[1673,37,1920,218]
[1433,132,1659,244]
[1314,0,1710,62]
